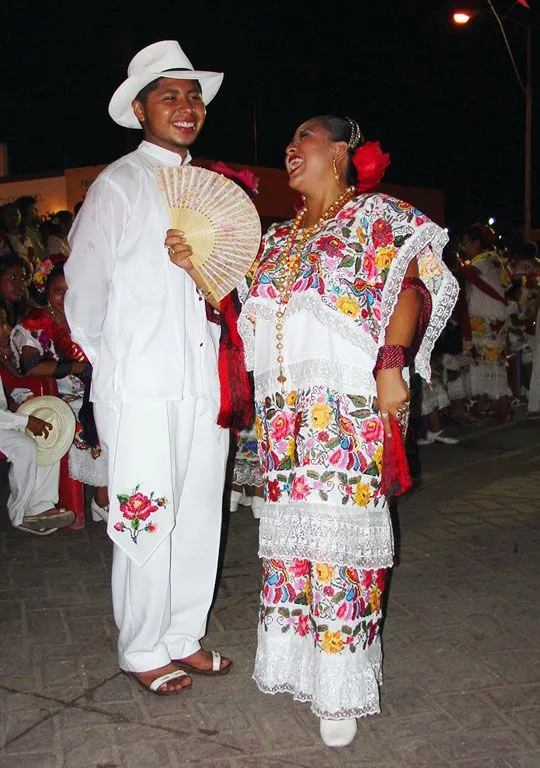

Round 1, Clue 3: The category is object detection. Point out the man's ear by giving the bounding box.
[132,100,145,123]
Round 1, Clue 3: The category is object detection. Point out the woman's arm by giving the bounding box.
[376,259,421,437]
[20,347,87,377]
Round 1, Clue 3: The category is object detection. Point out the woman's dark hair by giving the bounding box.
[15,195,37,220]
[463,223,497,251]
[45,262,66,295]
[0,254,32,324]
[311,115,363,187]
[0,203,20,233]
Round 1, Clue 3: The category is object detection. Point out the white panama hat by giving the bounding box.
[18,396,76,466]
[108,40,224,129]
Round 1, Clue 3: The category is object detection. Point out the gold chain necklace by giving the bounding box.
[275,186,356,391]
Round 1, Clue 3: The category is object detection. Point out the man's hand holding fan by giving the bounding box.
[157,166,261,307]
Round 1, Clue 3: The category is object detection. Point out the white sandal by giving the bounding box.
[123,668,191,696]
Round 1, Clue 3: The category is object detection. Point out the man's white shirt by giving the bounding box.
[65,141,220,403]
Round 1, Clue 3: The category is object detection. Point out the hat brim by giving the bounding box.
[18,396,76,466]
[108,70,224,129]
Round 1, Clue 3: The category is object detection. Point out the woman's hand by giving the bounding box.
[164,229,195,272]
[376,368,410,437]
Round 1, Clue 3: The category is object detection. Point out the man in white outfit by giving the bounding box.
[65,41,231,694]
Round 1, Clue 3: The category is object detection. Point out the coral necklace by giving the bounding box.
[275,186,356,391]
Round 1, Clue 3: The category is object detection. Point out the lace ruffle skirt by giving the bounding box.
[254,557,388,719]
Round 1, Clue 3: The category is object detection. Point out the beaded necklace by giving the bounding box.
[274,186,356,391]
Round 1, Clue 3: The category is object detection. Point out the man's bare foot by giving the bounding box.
[131,663,192,693]
[174,648,232,674]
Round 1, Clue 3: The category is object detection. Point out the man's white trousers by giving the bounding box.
[0,429,59,527]
[94,397,229,672]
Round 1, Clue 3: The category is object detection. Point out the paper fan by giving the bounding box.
[154,165,262,301]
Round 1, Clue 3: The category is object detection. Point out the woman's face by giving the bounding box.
[47,275,68,313]
[285,119,338,193]
[0,265,26,303]
[1,206,21,232]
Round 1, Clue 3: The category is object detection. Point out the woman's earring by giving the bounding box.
[332,158,340,183]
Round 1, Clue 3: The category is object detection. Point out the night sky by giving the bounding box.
[2,0,538,234]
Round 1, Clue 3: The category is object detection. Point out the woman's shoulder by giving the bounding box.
[351,192,429,222]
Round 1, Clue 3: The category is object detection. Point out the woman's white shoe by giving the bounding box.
[319,717,357,748]
[229,489,252,512]
[251,496,264,519]
[90,499,109,523]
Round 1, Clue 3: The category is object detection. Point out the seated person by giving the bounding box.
[0,310,74,534]
[10,263,109,521]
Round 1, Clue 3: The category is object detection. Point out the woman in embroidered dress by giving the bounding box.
[238,116,458,747]
[459,224,511,421]
[10,263,109,521]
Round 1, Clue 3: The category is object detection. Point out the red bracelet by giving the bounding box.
[373,344,410,376]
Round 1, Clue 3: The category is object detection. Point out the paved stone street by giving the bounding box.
[1,412,539,768]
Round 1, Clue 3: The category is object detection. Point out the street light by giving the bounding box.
[452,3,533,238]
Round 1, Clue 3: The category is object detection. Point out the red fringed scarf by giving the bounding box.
[380,276,432,498]
[211,291,254,431]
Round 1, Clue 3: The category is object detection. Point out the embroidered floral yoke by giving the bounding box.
[239,193,458,718]
[240,194,457,568]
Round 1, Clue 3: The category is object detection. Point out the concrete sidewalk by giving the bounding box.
[0,415,539,767]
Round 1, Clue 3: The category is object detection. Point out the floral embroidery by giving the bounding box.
[260,558,388,654]
[113,485,168,544]
[249,194,428,346]
[256,386,383,508]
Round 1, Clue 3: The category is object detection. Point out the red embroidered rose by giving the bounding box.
[267,479,282,502]
[352,141,390,193]
[296,614,310,637]
[317,235,345,259]
[372,218,394,248]
[113,522,123,532]
[147,522,158,533]
[120,492,158,521]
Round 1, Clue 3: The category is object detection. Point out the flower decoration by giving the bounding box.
[32,258,54,293]
[210,160,259,198]
[114,484,168,544]
[352,141,390,193]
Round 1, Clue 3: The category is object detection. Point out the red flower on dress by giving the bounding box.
[353,141,390,193]
[267,479,282,502]
[372,218,394,248]
[317,235,345,259]
[296,614,310,637]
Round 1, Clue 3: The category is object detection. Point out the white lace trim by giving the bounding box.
[467,363,511,399]
[253,624,383,719]
[254,359,377,400]
[239,226,458,384]
[258,501,394,569]
[233,463,264,488]
[239,295,380,372]
[379,223,458,381]
[68,445,108,486]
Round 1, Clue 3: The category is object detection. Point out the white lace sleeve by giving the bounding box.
[10,325,44,367]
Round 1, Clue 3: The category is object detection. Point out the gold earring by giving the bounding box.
[332,158,340,183]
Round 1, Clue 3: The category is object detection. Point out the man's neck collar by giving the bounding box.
[139,140,191,166]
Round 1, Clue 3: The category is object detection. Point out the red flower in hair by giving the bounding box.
[352,141,390,193]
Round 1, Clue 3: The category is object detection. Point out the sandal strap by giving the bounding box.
[211,650,221,672]
[149,669,188,692]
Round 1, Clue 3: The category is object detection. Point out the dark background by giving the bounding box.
[1,0,538,235]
